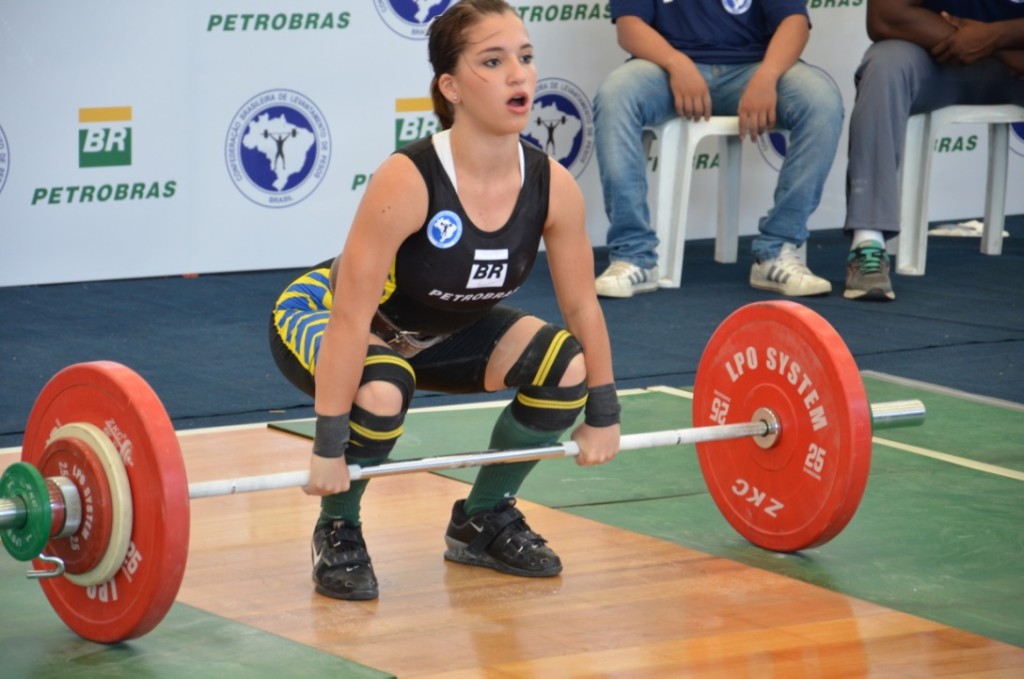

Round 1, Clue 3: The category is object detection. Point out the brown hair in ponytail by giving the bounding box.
[427,0,516,130]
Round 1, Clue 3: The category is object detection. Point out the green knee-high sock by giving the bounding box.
[318,479,370,528]
[464,405,562,516]
[317,455,389,528]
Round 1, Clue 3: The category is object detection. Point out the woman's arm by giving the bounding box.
[542,160,614,388]
[542,159,620,465]
[305,153,426,494]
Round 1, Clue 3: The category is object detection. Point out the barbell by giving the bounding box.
[0,300,925,644]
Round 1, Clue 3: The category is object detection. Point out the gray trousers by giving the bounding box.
[844,40,1024,236]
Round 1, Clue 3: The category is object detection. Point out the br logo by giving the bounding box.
[522,78,595,178]
[79,107,132,168]
[395,97,439,149]
[225,89,331,208]
[0,124,8,196]
[374,0,454,39]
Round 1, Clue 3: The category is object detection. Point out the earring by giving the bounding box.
[452,96,459,103]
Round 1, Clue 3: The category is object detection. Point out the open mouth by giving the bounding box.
[508,95,529,111]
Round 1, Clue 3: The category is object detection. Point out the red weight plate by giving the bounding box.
[37,435,115,575]
[40,423,134,587]
[22,361,190,643]
[693,301,872,552]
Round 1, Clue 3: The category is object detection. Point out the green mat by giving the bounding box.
[0,554,390,678]
[272,378,1024,648]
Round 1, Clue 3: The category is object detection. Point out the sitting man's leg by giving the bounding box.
[748,61,844,297]
[593,58,677,298]
[844,39,1024,300]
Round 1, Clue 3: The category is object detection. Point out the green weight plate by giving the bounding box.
[0,462,52,561]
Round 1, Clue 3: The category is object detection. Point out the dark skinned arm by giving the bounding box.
[935,12,1024,74]
[866,0,955,47]
[867,0,1024,76]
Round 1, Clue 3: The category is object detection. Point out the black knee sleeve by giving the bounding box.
[361,345,416,409]
[344,345,415,464]
[347,404,405,463]
[504,324,583,388]
[509,382,588,432]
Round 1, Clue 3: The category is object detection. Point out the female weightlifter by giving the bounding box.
[269,0,621,600]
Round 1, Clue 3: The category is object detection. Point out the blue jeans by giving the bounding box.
[594,58,844,266]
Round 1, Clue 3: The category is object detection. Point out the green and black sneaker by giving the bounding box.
[844,240,895,301]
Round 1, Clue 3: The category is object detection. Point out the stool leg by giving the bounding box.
[981,122,1009,256]
[652,122,682,287]
[715,136,741,264]
[661,128,702,288]
[897,113,932,275]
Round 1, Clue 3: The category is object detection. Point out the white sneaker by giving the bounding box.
[595,261,659,298]
[749,243,832,297]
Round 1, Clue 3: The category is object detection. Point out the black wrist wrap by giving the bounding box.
[584,383,621,427]
[312,413,351,458]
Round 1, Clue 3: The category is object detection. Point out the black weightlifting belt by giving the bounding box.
[370,309,446,357]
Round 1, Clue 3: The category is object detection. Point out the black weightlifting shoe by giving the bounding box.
[444,498,562,577]
[311,520,379,600]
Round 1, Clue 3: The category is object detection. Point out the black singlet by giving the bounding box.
[377,134,551,337]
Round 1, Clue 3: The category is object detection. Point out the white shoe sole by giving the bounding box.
[750,279,832,297]
[595,281,659,298]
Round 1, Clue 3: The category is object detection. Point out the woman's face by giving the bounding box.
[444,11,536,134]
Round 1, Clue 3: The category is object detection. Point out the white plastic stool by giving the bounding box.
[644,116,743,288]
[896,104,1024,275]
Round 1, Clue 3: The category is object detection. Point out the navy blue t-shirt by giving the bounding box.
[922,0,1024,21]
[610,0,809,64]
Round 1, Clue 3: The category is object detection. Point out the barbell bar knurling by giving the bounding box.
[185,399,924,500]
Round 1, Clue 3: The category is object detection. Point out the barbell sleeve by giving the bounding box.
[0,496,26,531]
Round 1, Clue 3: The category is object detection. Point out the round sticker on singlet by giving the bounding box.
[427,210,463,249]
[722,0,752,15]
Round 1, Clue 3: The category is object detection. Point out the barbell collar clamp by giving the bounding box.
[27,553,66,580]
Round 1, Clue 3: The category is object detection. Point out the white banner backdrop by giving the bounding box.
[0,1,1020,286]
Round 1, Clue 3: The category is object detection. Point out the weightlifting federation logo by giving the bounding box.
[375,0,453,39]
[756,131,788,172]
[756,65,840,171]
[722,0,753,15]
[522,78,594,178]
[427,209,462,248]
[0,124,8,196]
[1011,123,1024,158]
[225,89,331,208]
